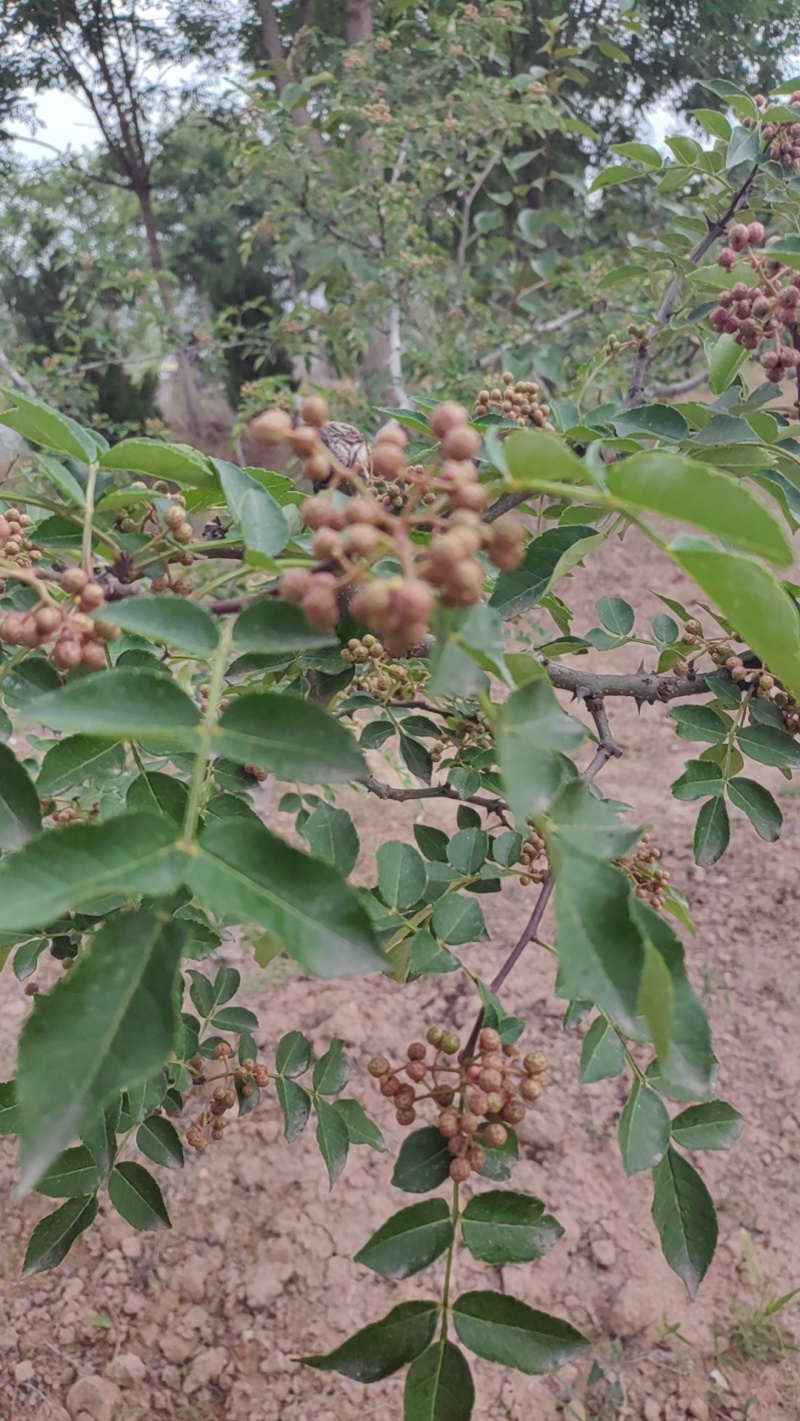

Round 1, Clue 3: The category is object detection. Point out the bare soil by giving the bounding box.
[2,529,800,1421]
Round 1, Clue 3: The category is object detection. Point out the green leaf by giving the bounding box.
[404,1342,475,1421]
[80,1101,119,1177]
[391,1126,451,1193]
[22,1196,99,1276]
[22,669,200,745]
[727,778,782,841]
[638,939,675,1061]
[333,1098,386,1152]
[670,542,800,703]
[551,851,644,1035]
[302,1301,439,1382]
[497,680,584,822]
[401,733,434,783]
[651,1147,718,1299]
[633,901,716,1101]
[503,428,588,485]
[693,108,731,140]
[377,841,428,910]
[670,761,724,801]
[100,438,216,487]
[216,460,289,561]
[668,706,729,744]
[301,804,360,876]
[233,600,337,652]
[607,454,792,566]
[0,1080,19,1136]
[618,1078,671,1175]
[213,693,365,782]
[355,1199,453,1278]
[0,743,41,850]
[446,828,488,875]
[490,526,599,619]
[670,1101,744,1151]
[431,893,487,946]
[408,930,460,979]
[35,1145,103,1199]
[35,453,86,506]
[127,771,188,825]
[610,140,661,167]
[314,1097,350,1187]
[579,1017,626,1083]
[652,613,680,645]
[737,723,800,769]
[189,818,386,978]
[461,1191,563,1265]
[211,1005,258,1032]
[726,124,759,169]
[276,1076,311,1142]
[590,164,645,191]
[491,830,524,866]
[0,815,185,934]
[37,736,125,797]
[596,595,634,636]
[95,597,218,659]
[16,911,185,1193]
[0,390,97,463]
[137,1116,185,1170]
[545,780,640,860]
[452,1292,588,1374]
[707,334,749,395]
[108,1161,171,1231]
[276,1030,313,1077]
[414,825,450,863]
[313,1038,350,1095]
[693,797,730,867]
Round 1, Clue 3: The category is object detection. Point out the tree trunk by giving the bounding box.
[137,185,205,442]
[344,0,375,44]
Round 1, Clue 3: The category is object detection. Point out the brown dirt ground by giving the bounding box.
[2,528,800,1421]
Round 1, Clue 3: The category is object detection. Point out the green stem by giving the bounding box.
[439,1179,459,1341]
[723,688,751,781]
[0,646,29,689]
[180,619,235,846]
[82,461,99,576]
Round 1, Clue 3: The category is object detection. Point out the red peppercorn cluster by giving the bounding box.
[341,634,421,699]
[519,824,548,886]
[266,396,525,656]
[710,221,800,386]
[724,653,800,732]
[474,371,555,430]
[742,92,800,168]
[368,1025,548,1183]
[185,1042,271,1151]
[617,834,670,911]
[0,567,118,670]
[0,507,41,570]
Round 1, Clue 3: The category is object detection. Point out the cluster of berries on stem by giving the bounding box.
[617,835,669,911]
[257,395,526,656]
[710,221,800,392]
[0,508,41,572]
[185,1041,270,1151]
[474,371,555,430]
[368,1025,548,1182]
[0,567,117,670]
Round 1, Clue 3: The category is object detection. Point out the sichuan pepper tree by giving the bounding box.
[2,78,800,1416]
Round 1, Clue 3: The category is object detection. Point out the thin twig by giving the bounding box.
[360,774,509,822]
